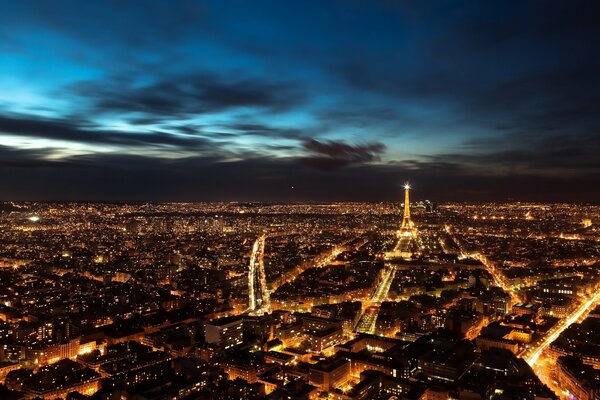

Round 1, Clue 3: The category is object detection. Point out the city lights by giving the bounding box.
[0,200,597,398]
[0,1,597,398]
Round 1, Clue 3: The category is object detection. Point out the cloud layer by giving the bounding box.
[0,0,598,201]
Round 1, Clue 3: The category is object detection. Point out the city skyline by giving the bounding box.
[0,200,598,399]
[1,1,599,202]
[1,4,599,397]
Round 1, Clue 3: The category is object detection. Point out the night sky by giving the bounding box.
[1,1,598,202]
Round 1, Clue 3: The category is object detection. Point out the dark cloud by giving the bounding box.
[0,114,216,150]
[69,72,305,119]
[1,1,599,201]
[331,0,600,140]
[297,139,386,171]
[4,111,596,202]
[218,123,306,140]
[0,152,597,203]
[171,125,203,136]
[453,130,600,175]
[330,19,600,182]
[0,145,71,168]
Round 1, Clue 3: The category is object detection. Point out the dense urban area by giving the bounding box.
[0,197,598,400]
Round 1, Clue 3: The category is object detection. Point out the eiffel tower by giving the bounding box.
[399,184,415,237]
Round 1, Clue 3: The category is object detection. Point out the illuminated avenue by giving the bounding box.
[0,196,599,400]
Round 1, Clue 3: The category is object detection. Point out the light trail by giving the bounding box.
[355,306,378,333]
[372,265,397,304]
[526,291,600,366]
[248,235,270,314]
[248,237,260,311]
[355,264,397,333]
[257,236,270,312]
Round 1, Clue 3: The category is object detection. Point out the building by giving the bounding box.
[417,339,479,382]
[11,359,101,399]
[204,316,243,349]
[306,327,344,353]
[276,322,304,345]
[555,356,599,400]
[222,355,265,384]
[308,357,350,391]
[476,336,519,354]
[476,322,531,354]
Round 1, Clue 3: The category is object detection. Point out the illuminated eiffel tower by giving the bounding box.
[383,183,417,261]
[399,183,415,238]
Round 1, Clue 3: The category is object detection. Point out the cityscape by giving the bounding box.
[1,1,599,399]
[0,192,598,399]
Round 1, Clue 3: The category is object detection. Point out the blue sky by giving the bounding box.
[0,0,598,201]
